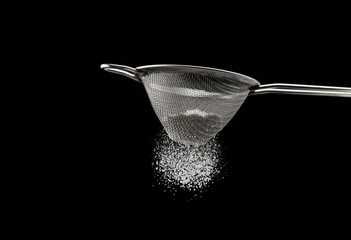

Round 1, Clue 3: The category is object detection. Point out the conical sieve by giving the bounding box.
[101,64,351,145]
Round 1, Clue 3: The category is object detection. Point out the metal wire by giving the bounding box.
[140,66,253,145]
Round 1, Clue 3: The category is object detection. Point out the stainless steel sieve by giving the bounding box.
[101,64,351,145]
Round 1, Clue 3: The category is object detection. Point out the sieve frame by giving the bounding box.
[101,63,351,98]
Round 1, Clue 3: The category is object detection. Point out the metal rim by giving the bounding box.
[136,64,261,86]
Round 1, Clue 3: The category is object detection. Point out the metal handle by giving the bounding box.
[250,83,351,98]
[100,64,142,83]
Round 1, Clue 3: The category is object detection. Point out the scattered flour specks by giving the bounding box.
[152,130,226,194]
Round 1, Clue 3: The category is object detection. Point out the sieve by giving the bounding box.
[101,63,351,145]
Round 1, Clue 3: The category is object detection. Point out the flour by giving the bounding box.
[152,130,226,195]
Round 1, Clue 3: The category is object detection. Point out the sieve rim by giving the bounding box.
[136,64,260,87]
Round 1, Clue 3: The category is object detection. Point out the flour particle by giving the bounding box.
[152,130,226,194]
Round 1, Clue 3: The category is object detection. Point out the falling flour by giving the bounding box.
[152,130,226,195]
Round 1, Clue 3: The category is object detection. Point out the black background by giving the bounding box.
[48,4,351,232]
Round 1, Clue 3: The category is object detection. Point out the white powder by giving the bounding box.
[152,130,226,195]
[183,109,208,117]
